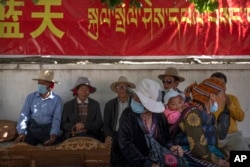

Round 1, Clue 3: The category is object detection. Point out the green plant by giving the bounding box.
[0,0,218,13]
[190,0,219,13]
[0,0,6,6]
[101,0,142,9]
[101,0,219,13]
[0,0,39,6]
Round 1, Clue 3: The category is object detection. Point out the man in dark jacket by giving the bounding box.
[60,77,103,142]
[103,76,135,146]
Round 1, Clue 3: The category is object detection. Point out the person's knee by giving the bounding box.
[228,135,249,150]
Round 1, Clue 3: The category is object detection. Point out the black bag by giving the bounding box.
[217,106,230,140]
[146,134,187,167]
[136,115,187,167]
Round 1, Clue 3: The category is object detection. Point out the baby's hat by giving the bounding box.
[164,88,185,105]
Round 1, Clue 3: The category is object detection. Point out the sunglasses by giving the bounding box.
[162,79,175,84]
[116,85,127,90]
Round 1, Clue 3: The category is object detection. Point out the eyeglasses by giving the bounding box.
[162,79,174,84]
[116,85,127,90]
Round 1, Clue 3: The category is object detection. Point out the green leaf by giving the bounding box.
[32,0,39,4]
[0,0,6,7]
[100,0,218,13]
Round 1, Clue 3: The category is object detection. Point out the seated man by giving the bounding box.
[103,76,135,146]
[157,67,186,102]
[15,70,62,146]
[211,72,250,155]
[60,77,103,142]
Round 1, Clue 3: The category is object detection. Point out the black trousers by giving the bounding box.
[25,119,58,146]
[110,132,128,167]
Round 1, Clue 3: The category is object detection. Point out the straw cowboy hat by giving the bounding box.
[32,69,59,84]
[158,67,185,82]
[110,76,136,92]
[71,77,96,93]
[129,79,165,113]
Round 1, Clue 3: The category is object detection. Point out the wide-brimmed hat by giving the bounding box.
[158,67,185,82]
[164,88,185,105]
[71,77,96,93]
[129,79,165,113]
[32,69,59,84]
[110,76,136,92]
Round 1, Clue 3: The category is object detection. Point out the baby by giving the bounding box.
[163,88,186,124]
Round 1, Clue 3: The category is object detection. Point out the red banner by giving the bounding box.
[0,0,249,56]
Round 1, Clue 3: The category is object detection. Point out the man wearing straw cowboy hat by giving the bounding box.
[15,69,62,146]
[158,67,186,102]
[103,76,136,146]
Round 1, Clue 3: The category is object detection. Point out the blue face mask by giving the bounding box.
[131,99,145,114]
[37,84,48,94]
[210,102,218,113]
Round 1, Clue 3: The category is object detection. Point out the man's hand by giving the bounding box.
[104,136,112,145]
[151,163,160,167]
[170,145,184,157]
[75,122,87,133]
[43,134,57,146]
[14,134,25,143]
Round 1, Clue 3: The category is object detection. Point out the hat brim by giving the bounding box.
[158,74,185,82]
[32,78,59,84]
[131,89,164,113]
[71,84,96,93]
[110,81,136,92]
[164,91,186,105]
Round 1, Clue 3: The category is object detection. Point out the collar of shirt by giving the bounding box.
[35,91,54,100]
[77,97,88,104]
[115,98,129,131]
[118,97,129,104]
[164,89,170,93]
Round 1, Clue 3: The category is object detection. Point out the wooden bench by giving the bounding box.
[0,137,111,167]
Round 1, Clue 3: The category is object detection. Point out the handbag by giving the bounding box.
[0,120,17,142]
[136,115,187,167]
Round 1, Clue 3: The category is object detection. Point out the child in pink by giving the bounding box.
[163,88,186,124]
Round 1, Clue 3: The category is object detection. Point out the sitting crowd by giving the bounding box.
[14,68,249,167]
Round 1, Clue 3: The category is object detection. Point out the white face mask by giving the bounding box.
[210,101,218,113]
[131,99,145,114]
[37,84,48,94]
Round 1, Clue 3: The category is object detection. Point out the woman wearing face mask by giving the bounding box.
[110,79,187,167]
[171,77,230,167]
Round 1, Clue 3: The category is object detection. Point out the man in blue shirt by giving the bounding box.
[15,69,62,146]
